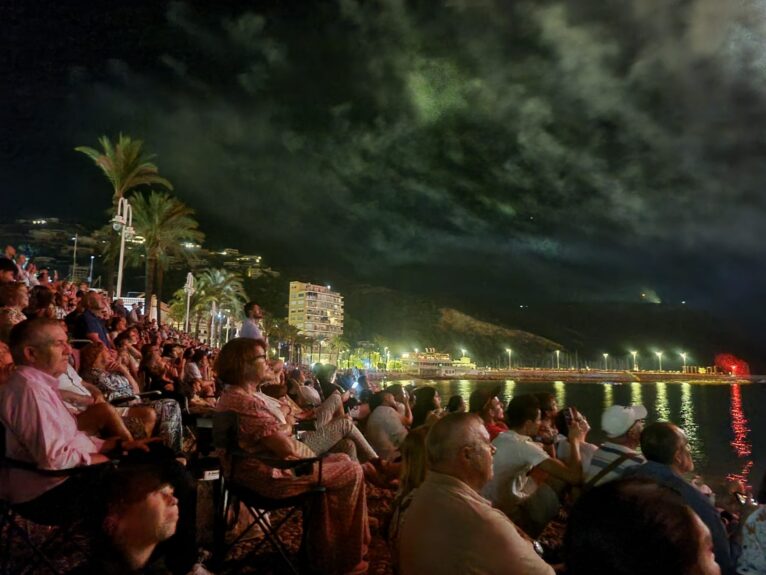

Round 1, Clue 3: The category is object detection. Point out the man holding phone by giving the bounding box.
[482,394,585,538]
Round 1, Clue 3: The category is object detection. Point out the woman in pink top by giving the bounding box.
[216,338,370,575]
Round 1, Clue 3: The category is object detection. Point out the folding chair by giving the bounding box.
[212,411,325,574]
[0,424,116,575]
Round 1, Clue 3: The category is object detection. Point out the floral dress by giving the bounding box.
[738,505,766,575]
[85,368,183,452]
[217,385,371,575]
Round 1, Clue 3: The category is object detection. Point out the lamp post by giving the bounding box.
[603,353,609,371]
[680,352,687,371]
[183,272,195,333]
[71,234,78,280]
[461,348,466,358]
[555,349,560,370]
[631,351,638,371]
[87,255,95,286]
[112,197,134,299]
[384,346,390,370]
[506,348,512,370]
[656,351,663,371]
[210,301,217,347]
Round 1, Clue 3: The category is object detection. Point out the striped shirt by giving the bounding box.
[585,442,645,486]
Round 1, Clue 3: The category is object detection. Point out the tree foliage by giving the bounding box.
[75,134,174,207]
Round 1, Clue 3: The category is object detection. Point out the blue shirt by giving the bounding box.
[75,309,113,349]
[624,460,734,575]
[239,318,263,340]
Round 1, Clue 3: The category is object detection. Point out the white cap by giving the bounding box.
[601,404,648,438]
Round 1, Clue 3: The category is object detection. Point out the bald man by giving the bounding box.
[399,413,553,575]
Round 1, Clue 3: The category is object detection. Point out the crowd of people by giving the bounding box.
[0,245,765,574]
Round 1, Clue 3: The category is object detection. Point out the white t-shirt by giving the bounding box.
[365,405,408,461]
[482,430,549,514]
[57,365,93,414]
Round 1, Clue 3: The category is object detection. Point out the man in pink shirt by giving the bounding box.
[0,318,152,522]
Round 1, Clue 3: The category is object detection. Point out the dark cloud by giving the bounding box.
[5,0,766,322]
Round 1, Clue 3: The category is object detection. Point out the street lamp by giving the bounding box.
[183,272,195,333]
[603,353,609,370]
[384,346,390,370]
[112,197,134,299]
[555,349,560,370]
[414,348,419,354]
[505,348,512,370]
[655,351,663,371]
[71,234,78,280]
[87,255,95,286]
[461,348,467,358]
[630,351,638,371]
[680,352,687,371]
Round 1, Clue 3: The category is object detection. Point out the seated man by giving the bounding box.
[0,319,153,521]
[399,413,553,575]
[625,422,735,575]
[482,394,584,537]
[469,387,508,440]
[74,292,113,349]
[585,404,646,486]
[365,390,409,461]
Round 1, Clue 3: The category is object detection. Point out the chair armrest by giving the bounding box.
[0,456,118,477]
[110,390,162,406]
[232,452,326,483]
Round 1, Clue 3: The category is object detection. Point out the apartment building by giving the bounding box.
[288,281,344,339]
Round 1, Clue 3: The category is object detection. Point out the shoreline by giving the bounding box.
[374,369,753,385]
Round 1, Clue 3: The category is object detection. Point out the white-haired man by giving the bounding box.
[399,413,553,575]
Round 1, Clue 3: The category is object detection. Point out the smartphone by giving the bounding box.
[564,407,574,427]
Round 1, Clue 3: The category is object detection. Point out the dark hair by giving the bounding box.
[0,258,17,277]
[505,394,541,428]
[191,349,208,363]
[386,383,405,403]
[370,390,393,412]
[640,422,682,465]
[107,316,125,332]
[446,395,466,413]
[113,331,132,349]
[244,301,259,315]
[534,392,557,416]
[411,386,438,428]
[564,478,704,575]
[554,406,580,435]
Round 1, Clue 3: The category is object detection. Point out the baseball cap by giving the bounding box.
[601,404,648,438]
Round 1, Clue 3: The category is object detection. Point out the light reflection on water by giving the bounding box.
[655,383,670,421]
[603,384,613,410]
[390,378,762,482]
[554,381,566,408]
[680,382,705,466]
[729,384,753,482]
[630,382,643,406]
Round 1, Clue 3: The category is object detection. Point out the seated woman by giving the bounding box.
[387,427,429,574]
[365,390,408,461]
[216,338,371,575]
[564,477,721,575]
[183,349,216,399]
[80,342,183,452]
[554,407,599,473]
[738,471,766,575]
[114,331,140,379]
[59,358,156,441]
[411,386,444,429]
[0,282,28,343]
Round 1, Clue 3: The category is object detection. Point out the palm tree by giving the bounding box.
[75,134,173,207]
[194,268,247,342]
[130,191,204,325]
[329,335,350,366]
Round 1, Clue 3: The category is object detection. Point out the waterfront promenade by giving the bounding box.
[385,368,746,385]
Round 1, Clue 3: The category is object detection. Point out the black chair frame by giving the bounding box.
[212,411,326,574]
[0,424,116,575]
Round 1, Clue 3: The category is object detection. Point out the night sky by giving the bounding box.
[4,1,766,332]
